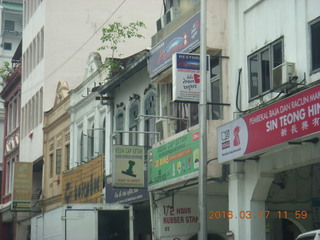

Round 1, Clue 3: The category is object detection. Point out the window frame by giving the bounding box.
[56,149,61,175]
[144,91,157,148]
[115,109,125,145]
[310,17,320,73]
[4,20,15,31]
[4,42,12,51]
[210,55,223,120]
[129,100,140,146]
[248,38,284,100]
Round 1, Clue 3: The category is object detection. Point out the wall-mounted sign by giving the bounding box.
[149,12,200,78]
[61,156,103,204]
[112,145,145,188]
[156,194,199,239]
[12,162,33,211]
[218,84,320,163]
[148,130,200,190]
[172,52,210,102]
[105,175,148,204]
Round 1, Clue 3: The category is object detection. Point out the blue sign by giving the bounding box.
[105,175,149,204]
[149,12,200,78]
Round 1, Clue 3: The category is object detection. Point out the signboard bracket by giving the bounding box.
[288,137,319,145]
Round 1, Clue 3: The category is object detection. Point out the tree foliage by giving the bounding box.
[99,21,146,76]
[0,61,12,84]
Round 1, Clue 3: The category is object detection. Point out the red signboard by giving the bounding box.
[218,85,320,163]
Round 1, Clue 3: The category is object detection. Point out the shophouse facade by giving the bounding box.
[42,81,70,212]
[147,0,230,239]
[221,0,320,239]
[98,50,154,240]
[0,50,21,240]
[20,0,161,238]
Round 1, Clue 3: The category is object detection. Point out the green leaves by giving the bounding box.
[98,21,146,76]
[0,61,12,82]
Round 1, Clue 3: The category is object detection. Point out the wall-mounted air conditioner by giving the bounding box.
[156,119,176,140]
[272,62,297,92]
[156,7,180,31]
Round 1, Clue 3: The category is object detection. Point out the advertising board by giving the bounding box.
[12,162,33,211]
[172,52,211,102]
[149,12,200,78]
[112,145,145,188]
[61,156,103,204]
[218,85,320,163]
[148,130,200,190]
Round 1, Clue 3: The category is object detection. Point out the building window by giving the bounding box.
[248,38,283,99]
[65,144,70,170]
[101,118,106,155]
[210,56,222,120]
[311,18,320,72]
[5,158,15,195]
[88,123,94,159]
[79,130,84,164]
[144,91,156,148]
[129,101,139,146]
[56,149,61,174]
[4,42,12,51]
[49,154,54,178]
[4,20,15,31]
[115,109,124,145]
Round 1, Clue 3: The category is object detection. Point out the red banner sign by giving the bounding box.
[218,85,320,163]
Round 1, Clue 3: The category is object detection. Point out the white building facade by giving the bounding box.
[223,0,320,239]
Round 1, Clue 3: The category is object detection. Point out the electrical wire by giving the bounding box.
[44,0,127,81]
[22,0,127,96]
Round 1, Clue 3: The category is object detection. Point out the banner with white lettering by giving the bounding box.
[218,84,320,163]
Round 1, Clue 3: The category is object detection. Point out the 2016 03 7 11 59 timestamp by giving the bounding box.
[208,210,308,220]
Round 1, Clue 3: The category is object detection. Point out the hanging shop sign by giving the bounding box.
[105,175,148,204]
[112,145,145,188]
[172,52,211,102]
[148,129,200,190]
[218,85,320,163]
[149,12,200,78]
[12,162,33,211]
[61,156,103,204]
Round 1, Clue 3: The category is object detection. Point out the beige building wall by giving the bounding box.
[42,81,70,212]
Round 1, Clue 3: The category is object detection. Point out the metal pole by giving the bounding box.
[198,0,207,239]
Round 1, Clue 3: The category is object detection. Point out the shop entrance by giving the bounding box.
[266,164,320,240]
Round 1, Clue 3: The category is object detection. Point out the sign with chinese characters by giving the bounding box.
[149,12,200,78]
[148,130,200,190]
[105,175,148,204]
[218,85,320,163]
[12,162,33,211]
[61,156,103,204]
[112,145,145,188]
[172,53,211,102]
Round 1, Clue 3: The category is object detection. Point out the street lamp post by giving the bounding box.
[198,0,208,239]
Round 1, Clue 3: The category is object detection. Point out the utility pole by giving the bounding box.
[198,0,207,239]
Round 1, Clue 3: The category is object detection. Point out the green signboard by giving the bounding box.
[148,129,200,190]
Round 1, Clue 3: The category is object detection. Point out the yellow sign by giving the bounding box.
[61,156,103,204]
[12,162,33,211]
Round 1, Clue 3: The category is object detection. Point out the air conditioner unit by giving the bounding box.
[272,62,297,92]
[156,7,178,31]
[156,119,176,140]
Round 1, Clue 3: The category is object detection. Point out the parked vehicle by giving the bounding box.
[296,230,320,240]
[31,204,133,240]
